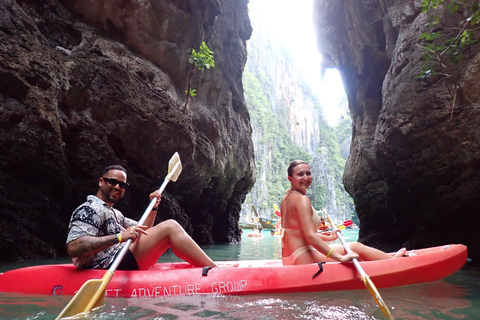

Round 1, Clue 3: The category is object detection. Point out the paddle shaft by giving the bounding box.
[324,213,363,273]
[109,161,180,272]
[332,228,366,278]
[324,211,394,320]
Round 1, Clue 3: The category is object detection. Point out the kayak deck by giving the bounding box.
[0,244,468,298]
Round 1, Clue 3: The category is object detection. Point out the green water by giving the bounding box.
[0,229,479,319]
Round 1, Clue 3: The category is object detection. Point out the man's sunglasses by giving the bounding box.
[102,177,130,189]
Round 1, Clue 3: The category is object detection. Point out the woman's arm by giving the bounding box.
[317,228,340,242]
[296,196,332,255]
[296,198,357,263]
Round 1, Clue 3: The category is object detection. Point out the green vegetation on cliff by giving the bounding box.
[243,70,312,214]
[418,0,479,79]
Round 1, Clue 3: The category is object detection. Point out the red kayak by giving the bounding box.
[0,244,467,298]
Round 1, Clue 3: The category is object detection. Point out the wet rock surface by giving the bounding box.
[314,0,480,261]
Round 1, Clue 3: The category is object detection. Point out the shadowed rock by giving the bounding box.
[0,0,254,262]
[314,0,480,262]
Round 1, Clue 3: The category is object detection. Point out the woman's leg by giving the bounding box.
[130,219,218,270]
[347,242,406,260]
[294,244,345,264]
[293,242,406,264]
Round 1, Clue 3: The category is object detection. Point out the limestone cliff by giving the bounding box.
[240,0,354,223]
[0,0,254,262]
[314,0,480,261]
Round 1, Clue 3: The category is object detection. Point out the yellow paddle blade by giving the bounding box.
[56,279,106,319]
[273,204,279,212]
[361,275,394,320]
[56,271,114,319]
[167,152,182,182]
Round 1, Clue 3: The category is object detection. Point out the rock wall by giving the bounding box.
[0,0,254,262]
[314,0,480,262]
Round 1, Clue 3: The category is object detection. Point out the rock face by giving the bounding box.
[314,0,480,261]
[0,0,254,262]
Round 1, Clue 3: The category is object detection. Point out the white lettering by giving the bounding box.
[241,280,247,290]
[210,280,248,294]
[106,288,122,297]
[131,284,202,297]
[219,282,226,292]
[187,284,194,294]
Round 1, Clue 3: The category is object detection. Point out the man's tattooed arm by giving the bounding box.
[67,235,118,258]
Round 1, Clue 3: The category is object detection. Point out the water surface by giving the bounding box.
[0,229,478,319]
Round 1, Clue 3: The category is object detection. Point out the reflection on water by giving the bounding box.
[0,229,478,320]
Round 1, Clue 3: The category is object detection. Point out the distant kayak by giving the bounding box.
[0,244,467,298]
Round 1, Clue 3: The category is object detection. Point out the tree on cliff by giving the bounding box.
[184,41,215,111]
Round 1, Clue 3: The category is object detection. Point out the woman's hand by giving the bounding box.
[330,228,340,240]
[121,225,148,243]
[149,190,162,208]
[339,251,359,263]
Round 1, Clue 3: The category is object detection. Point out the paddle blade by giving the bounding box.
[56,279,106,319]
[167,152,182,182]
[362,275,395,320]
[343,220,353,226]
[251,205,259,217]
[273,204,279,212]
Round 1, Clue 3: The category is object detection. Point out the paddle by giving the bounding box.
[273,204,281,217]
[324,210,394,320]
[251,205,259,218]
[251,205,261,225]
[56,152,183,319]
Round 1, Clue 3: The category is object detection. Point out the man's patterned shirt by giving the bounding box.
[66,195,137,269]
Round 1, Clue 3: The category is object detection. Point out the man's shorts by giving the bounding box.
[116,249,139,270]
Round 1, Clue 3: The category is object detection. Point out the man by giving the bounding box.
[66,165,218,270]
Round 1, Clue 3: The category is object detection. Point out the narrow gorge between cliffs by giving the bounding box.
[239,0,354,226]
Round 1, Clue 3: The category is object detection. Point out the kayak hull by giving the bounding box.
[0,244,467,298]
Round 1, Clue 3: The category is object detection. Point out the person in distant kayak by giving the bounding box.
[275,218,282,232]
[281,160,413,266]
[319,217,329,231]
[66,165,218,270]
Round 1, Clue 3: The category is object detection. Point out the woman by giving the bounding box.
[281,160,410,266]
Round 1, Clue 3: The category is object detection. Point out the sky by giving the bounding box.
[250,0,346,126]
